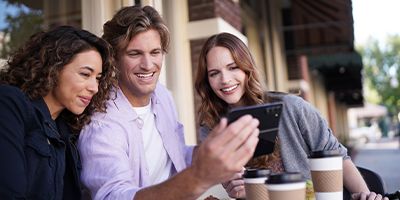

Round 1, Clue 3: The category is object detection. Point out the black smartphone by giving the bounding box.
[227,102,283,158]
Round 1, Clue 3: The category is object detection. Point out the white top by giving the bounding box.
[133,102,172,184]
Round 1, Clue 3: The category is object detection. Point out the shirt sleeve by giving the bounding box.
[0,86,29,198]
[78,120,139,200]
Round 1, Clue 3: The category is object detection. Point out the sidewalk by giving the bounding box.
[352,136,400,193]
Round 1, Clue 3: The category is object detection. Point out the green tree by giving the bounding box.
[358,35,400,116]
[0,2,43,58]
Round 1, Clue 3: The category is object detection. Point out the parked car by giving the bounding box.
[349,123,382,144]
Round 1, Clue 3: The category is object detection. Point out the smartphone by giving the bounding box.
[227,102,283,158]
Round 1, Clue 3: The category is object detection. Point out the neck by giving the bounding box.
[120,85,151,107]
[43,95,62,120]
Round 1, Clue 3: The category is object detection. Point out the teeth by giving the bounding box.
[136,73,153,78]
[221,85,238,92]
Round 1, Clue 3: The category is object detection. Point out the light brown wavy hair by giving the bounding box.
[195,32,266,129]
[102,5,170,58]
[0,25,118,134]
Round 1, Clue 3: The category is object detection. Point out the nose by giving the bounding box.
[221,71,232,85]
[140,54,153,70]
[87,77,99,94]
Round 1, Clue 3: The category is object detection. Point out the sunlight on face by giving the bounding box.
[206,46,246,107]
[117,29,163,107]
[44,50,103,119]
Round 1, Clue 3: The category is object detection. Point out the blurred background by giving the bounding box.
[0,0,399,196]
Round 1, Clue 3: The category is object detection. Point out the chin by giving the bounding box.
[69,108,86,115]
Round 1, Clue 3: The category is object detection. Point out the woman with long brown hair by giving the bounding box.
[195,32,387,200]
[0,25,117,199]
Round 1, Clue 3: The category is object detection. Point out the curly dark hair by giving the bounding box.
[0,25,118,133]
[195,32,265,129]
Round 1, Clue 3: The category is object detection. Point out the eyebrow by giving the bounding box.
[227,62,236,66]
[126,47,162,53]
[81,66,95,72]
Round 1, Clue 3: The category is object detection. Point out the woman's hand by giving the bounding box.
[222,170,246,199]
[351,192,389,200]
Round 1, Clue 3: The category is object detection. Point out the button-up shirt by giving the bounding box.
[78,84,194,200]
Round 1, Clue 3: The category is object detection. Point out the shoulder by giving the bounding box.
[154,83,174,100]
[0,85,26,99]
[0,85,31,109]
[266,92,308,110]
[266,92,318,119]
[79,117,130,149]
[90,88,135,121]
[153,83,176,108]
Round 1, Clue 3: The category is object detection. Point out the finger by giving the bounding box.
[231,128,260,167]
[221,118,259,156]
[213,115,255,146]
[360,192,368,200]
[375,194,383,200]
[207,118,228,140]
[367,192,377,200]
[351,193,361,200]
[226,179,245,193]
[229,172,243,180]
[232,185,245,198]
[351,193,360,199]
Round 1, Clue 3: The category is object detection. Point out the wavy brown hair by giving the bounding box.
[0,25,117,133]
[195,32,265,129]
[102,5,170,58]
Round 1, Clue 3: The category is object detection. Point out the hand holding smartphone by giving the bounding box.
[227,102,283,158]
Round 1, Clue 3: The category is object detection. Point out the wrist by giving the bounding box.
[186,166,214,195]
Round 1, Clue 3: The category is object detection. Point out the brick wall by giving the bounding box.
[188,0,241,31]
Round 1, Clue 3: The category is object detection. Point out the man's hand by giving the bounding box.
[190,115,259,189]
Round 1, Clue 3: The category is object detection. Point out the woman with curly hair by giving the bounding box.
[0,25,117,199]
[195,32,387,200]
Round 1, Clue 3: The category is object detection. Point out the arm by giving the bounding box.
[0,87,29,198]
[134,116,259,200]
[344,159,388,200]
[343,159,369,193]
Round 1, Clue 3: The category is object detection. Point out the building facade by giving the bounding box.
[1,0,363,145]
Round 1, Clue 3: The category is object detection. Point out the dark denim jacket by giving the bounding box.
[0,85,82,200]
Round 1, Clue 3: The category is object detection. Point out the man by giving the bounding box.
[78,5,259,200]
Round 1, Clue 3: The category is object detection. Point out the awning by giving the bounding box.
[308,51,364,106]
[308,52,363,72]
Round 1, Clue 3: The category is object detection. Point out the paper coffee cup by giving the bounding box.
[266,172,306,200]
[309,150,343,200]
[243,168,271,200]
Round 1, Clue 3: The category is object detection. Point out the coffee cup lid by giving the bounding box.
[265,172,304,184]
[243,168,271,178]
[309,150,341,158]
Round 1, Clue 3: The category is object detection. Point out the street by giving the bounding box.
[352,136,400,193]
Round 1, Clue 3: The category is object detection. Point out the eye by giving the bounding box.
[128,51,140,57]
[208,71,219,78]
[151,50,162,56]
[80,72,90,77]
[229,66,240,70]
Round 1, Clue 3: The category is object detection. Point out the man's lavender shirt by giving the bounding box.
[78,84,194,200]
